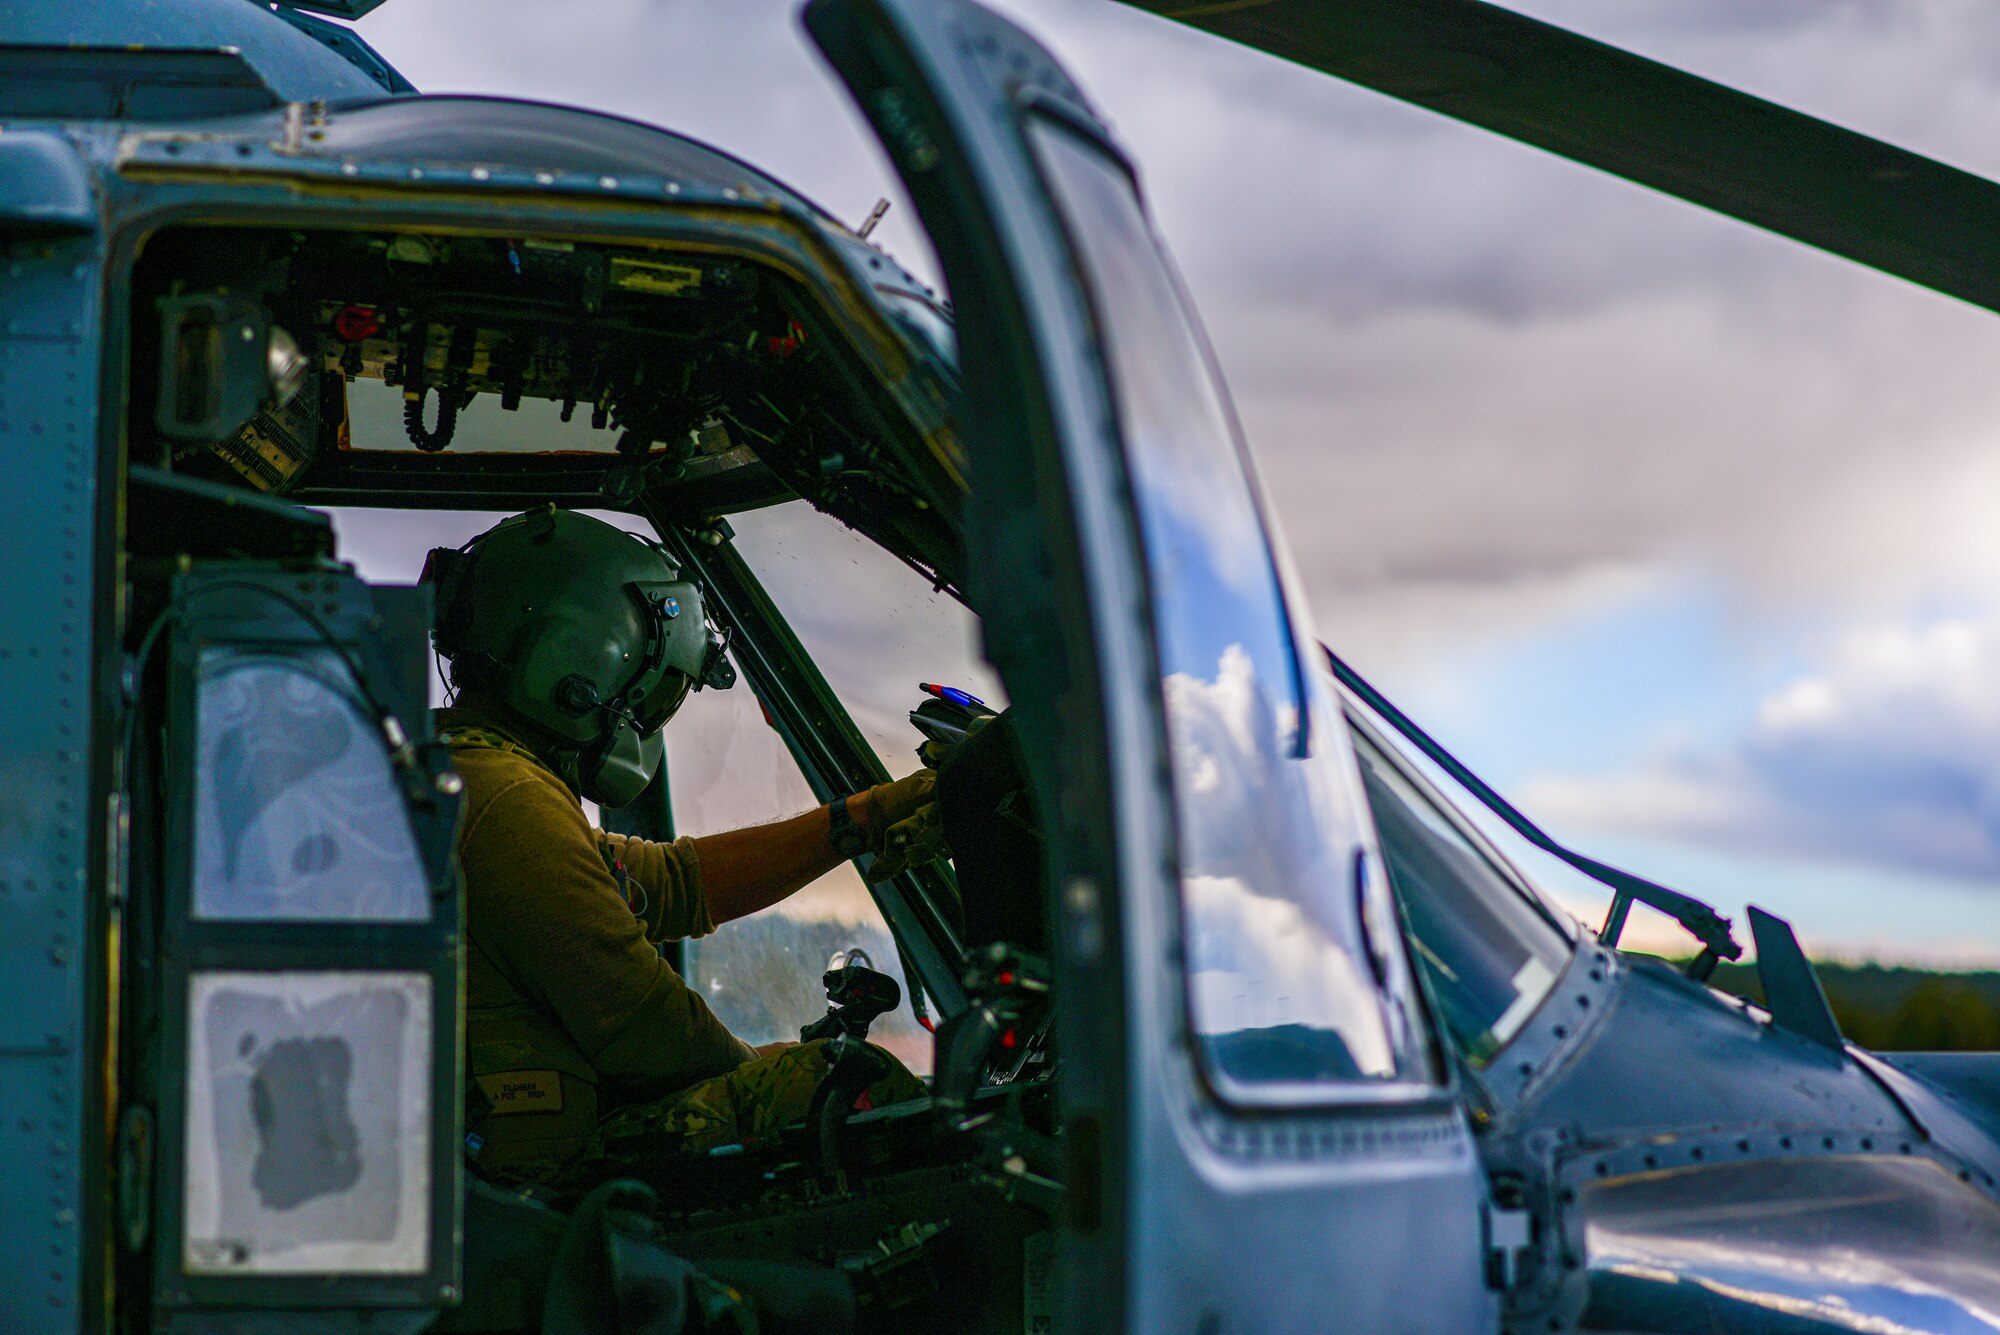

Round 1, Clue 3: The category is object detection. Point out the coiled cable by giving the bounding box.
[404,385,458,452]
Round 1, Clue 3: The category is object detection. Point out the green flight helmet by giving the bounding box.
[421,507,732,807]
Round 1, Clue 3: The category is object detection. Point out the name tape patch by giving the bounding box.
[476,1069,565,1115]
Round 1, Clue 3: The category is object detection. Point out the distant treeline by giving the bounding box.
[1704,962,2000,1051]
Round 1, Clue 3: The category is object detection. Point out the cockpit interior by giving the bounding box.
[121,194,1064,1334]
[118,177,1621,1329]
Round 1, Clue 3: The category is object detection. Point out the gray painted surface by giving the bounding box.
[0,174,104,1331]
[0,0,386,104]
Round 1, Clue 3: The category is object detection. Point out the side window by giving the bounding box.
[1350,724,1572,1066]
[672,668,934,1076]
[1028,117,1430,1098]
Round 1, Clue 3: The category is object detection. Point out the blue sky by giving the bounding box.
[1377,574,2000,964]
[354,0,2000,966]
[1394,574,1755,783]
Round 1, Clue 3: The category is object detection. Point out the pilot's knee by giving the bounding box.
[859,1043,926,1105]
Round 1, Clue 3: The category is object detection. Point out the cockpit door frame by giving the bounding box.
[807,2,1497,1330]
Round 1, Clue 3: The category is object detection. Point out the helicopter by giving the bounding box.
[5,0,2000,1332]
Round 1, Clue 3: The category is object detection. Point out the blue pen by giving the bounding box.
[920,681,986,710]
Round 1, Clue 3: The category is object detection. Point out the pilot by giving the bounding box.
[420,507,932,1183]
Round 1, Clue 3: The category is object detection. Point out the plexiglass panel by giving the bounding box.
[671,676,934,1076]
[727,502,1005,764]
[1353,727,1569,1065]
[193,647,429,921]
[346,376,624,453]
[1031,117,1427,1095]
[183,971,431,1275]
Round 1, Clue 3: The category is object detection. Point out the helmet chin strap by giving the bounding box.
[477,676,672,809]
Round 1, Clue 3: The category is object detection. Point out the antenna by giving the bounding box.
[1748,907,1844,1051]
[857,197,891,239]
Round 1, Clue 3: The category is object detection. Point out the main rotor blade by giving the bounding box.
[1121,0,2000,315]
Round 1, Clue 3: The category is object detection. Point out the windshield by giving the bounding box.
[727,503,1004,762]
[670,673,934,1075]
[1351,724,1572,1065]
[672,501,1007,1078]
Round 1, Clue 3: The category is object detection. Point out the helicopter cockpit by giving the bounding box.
[116,94,1061,1335]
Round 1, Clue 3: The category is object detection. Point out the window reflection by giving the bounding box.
[1029,117,1426,1093]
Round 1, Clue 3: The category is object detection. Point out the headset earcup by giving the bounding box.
[418,545,474,659]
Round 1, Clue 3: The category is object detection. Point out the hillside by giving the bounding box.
[1703,962,2000,1050]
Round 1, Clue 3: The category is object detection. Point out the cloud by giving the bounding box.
[342,0,2000,938]
[939,1,2000,701]
[352,0,2000,661]
[1525,618,2000,881]
[357,0,940,273]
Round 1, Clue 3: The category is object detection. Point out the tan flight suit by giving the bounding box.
[442,708,922,1184]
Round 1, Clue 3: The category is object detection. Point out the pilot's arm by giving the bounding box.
[466,767,941,1092]
[671,768,937,925]
[605,768,937,935]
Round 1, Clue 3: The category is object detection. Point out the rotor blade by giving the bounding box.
[1120,0,2000,315]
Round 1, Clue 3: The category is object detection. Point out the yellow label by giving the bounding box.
[610,256,703,297]
[476,1069,565,1115]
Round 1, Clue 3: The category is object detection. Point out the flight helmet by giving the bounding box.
[421,507,731,807]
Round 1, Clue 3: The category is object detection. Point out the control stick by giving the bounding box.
[801,962,902,1175]
[799,962,902,1045]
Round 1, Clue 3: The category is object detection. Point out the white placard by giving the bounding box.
[183,971,431,1274]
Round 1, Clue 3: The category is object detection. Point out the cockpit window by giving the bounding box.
[1351,726,1570,1066]
[346,378,621,454]
[671,503,1007,1080]
[672,677,934,1077]
[727,503,1004,764]
[1028,115,1430,1098]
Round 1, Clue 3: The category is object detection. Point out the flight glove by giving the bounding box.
[863,768,948,882]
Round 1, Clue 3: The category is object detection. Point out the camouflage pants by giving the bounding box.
[570,1039,924,1181]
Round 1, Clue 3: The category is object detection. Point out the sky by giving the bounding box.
[344,0,2000,966]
